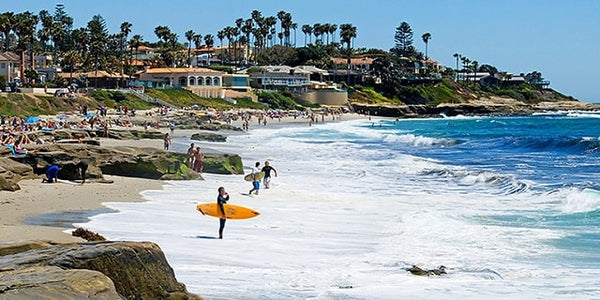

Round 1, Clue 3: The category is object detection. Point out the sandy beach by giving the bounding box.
[0,111,370,244]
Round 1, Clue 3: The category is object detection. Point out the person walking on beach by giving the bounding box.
[186,143,195,168]
[217,186,230,239]
[193,146,205,172]
[164,133,172,150]
[248,161,261,195]
[261,160,278,189]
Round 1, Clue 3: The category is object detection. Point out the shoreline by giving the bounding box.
[0,113,370,244]
[0,175,165,243]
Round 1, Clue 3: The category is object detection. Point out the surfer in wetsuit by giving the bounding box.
[217,186,229,239]
[261,160,278,189]
[76,160,88,184]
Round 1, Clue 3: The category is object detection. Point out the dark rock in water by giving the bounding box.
[0,241,202,299]
[191,132,227,142]
[406,265,447,276]
[203,153,244,174]
[72,227,106,241]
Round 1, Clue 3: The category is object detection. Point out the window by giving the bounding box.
[213,77,220,86]
[205,77,211,86]
[189,77,196,86]
[198,77,204,86]
[0,63,5,68]
[178,77,187,86]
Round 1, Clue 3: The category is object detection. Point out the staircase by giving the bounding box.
[116,89,176,109]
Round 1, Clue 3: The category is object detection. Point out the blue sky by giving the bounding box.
[5,0,600,102]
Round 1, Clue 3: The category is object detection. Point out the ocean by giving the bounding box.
[77,112,600,299]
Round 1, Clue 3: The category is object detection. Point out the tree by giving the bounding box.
[216,30,224,47]
[329,24,337,44]
[14,11,39,83]
[525,71,544,85]
[128,34,143,66]
[87,15,108,86]
[453,53,461,80]
[392,22,415,58]
[37,10,52,52]
[478,64,498,76]
[421,32,431,60]
[203,34,214,48]
[185,29,195,66]
[0,12,14,51]
[52,4,73,53]
[301,24,312,46]
[339,23,356,49]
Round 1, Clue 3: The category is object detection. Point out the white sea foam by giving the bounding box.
[76,119,600,299]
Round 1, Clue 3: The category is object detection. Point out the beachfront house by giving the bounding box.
[135,67,251,99]
[247,66,311,93]
[0,52,21,88]
[58,70,129,89]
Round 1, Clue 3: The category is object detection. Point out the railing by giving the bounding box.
[114,89,176,108]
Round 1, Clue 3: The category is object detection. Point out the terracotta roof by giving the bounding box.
[143,67,222,74]
[58,70,130,79]
[0,52,19,61]
[331,57,374,65]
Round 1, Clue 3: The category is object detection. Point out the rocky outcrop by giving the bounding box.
[203,153,244,174]
[0,241,201,299]
[351,100,599,118]
[1,143,244,191]
[190,132,227,142]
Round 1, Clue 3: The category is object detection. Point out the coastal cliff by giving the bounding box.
[0,240,201,299]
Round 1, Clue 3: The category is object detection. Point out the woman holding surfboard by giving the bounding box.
[217,186,229,239]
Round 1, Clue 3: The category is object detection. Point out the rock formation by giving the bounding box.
[0,241,202,299]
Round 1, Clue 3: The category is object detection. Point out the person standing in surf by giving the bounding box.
[217,186,229,239]
[248,161,261,195]
[261,160,278,189]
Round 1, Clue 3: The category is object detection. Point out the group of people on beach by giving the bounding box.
[216,160,277,239]
[186,143,205,172]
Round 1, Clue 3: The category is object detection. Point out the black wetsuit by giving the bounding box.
[217,193,229,239]
[261,165,274,178]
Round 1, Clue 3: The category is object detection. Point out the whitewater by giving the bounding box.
[77,113,600,299]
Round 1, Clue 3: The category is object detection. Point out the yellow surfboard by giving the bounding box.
[196,203,260,220]
[244,171,265,182]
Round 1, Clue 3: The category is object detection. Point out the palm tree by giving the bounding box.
[301,24,312,46]
[216,30,225,47]
[0,12,14,51]
[62,49,81,82]
[203,34,214,48]
[313,23,321,44]
[37,10,52,53]
[120,22,132,82]
[291,23,297,47]
[128,34,143,67]
[277,10,286,45]
[329,24,337,44]
[421,32,431,60]
[13,11,39,83]
[453,53,461,81]
[185,29,195,66]
[339,23,357,49]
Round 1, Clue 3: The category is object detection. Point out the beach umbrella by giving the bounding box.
[24,116,41,124]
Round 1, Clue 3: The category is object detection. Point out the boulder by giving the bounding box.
[0,241,201,299]
[0,266,122,299]
[203,153,244,174]
[190,132,227,142]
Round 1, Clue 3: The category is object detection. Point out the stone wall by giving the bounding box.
[294,89,348,106]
